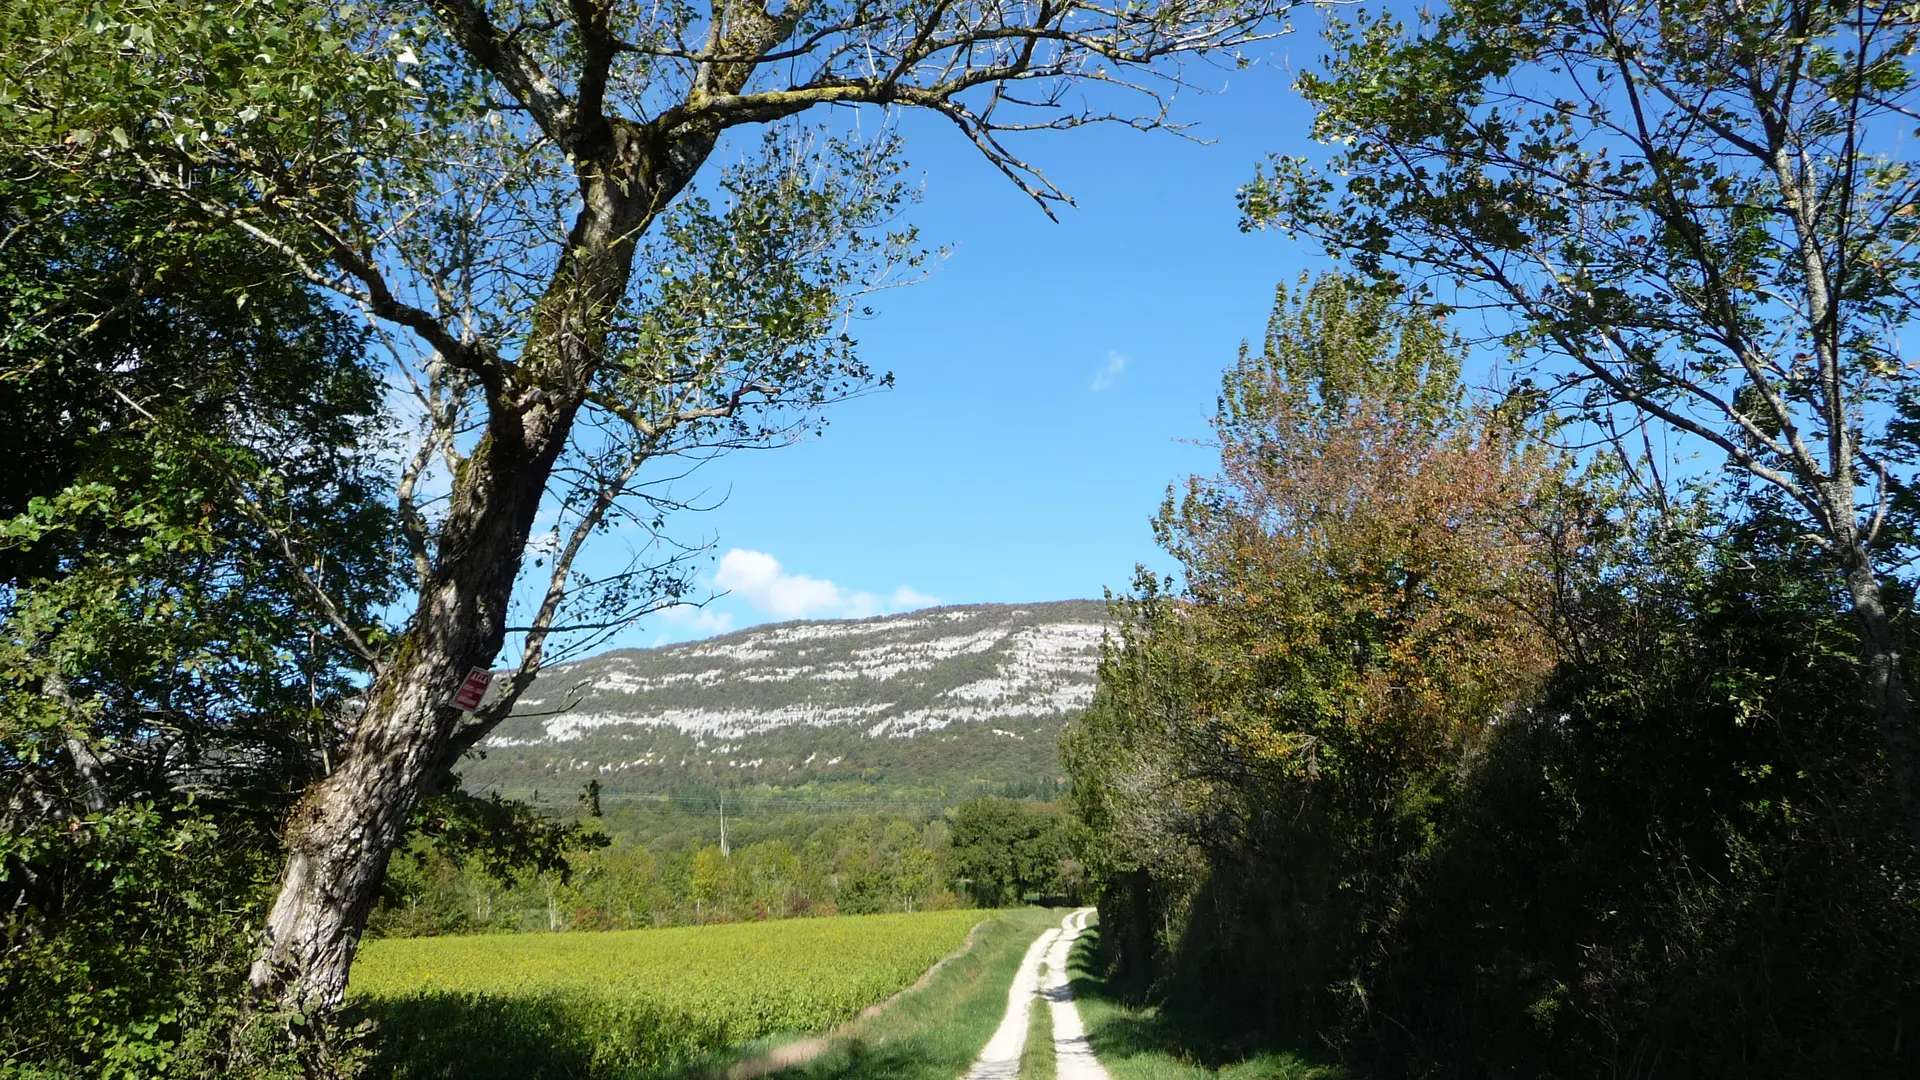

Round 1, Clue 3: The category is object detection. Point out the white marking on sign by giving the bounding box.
[452,667,492,711]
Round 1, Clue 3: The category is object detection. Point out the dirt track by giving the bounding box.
[963,908,1107,1080]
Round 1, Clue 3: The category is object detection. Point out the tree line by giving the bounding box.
[1066,275,1920,1076]
[368,796,1083,937]
[1064,0,1920,1073]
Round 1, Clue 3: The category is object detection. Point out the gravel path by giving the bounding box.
[961,908,1107,1080]
[961,921,1060,1080]
[1041,908,1110,1080]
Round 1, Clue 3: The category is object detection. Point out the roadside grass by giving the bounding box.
[1065,925,1350,1080]
[346,909,984,1080]
[763,906,1063,1080]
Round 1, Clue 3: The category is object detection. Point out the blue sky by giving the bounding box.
[593,30,1338,647]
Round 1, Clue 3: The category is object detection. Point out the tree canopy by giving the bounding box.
[946,797,1080,907]
[0,161,403,1076]
[1066,273,1920,1075]
[1248,0,1920,847]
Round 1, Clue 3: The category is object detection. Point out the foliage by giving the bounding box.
[1,800,247,1078]
[1066,275,1920,1075]
[346,909,981,1079]
[947,798,1083,907]
[1068,924,1349,1080]
[1248,0,1920,845]
[413,789,609,887]
[368,804,961,936]
[1063,274,1567,1037]
[1339,502,1920,1077]
[368,786,611,937]
[0,157,400,1073]
[1250,0,1920,500]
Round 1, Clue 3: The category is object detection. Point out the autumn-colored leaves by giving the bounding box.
[1118,274,1567,793]
[1061,274,1580,1033]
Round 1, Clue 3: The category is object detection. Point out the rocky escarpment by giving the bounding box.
[457,600,1109,796]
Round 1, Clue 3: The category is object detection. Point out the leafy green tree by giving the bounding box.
[687,845,733,921]
[588,841,663,929]
[948,797,1075,907]
[5,0,1290,1017]
[0,166,401,1074]
[1250,0,1920,851]
[734,840,801,918]
[1064,275,1568,1038]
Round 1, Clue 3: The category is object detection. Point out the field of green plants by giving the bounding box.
[348,909,983,1080]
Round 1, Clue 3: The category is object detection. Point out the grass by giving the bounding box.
[1021,963,1056,1080]
[759,906,1064,1080]
[346,909,984,1080]
[1064,924,1350,1080]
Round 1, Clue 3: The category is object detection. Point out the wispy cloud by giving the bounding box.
[656,605,736,635]
[843,585,942,619]
[714,549,938,620]
[1091,351,1129,392]
[890,585,940,609]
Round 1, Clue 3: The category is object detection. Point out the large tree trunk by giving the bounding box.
[245,138,675,1009]
[246,396,578,1009]
[243,91,735,1013]
[1840,545,1920,855]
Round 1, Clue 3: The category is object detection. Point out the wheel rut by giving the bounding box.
[962,908,1108,1080]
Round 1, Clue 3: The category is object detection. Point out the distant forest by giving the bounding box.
[370,793,1083,937]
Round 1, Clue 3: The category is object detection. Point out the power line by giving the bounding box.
[485,789,969,811]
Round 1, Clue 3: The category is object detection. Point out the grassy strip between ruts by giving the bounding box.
[1065,923,1350,1080]
[346,909,988,1080]
[1020,957,1057,1080]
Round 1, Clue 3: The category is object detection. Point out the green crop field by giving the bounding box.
[347,909,983,1080]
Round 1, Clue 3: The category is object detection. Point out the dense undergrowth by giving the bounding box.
[1068,924,1346,1080]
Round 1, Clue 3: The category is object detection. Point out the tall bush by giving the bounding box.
[1065,274,1567,1040]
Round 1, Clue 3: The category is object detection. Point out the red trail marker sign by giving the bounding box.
[451,667,492,711]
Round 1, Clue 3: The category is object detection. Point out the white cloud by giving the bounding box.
[840,587,939,619]
[713,549,938,620]
[1091,351,1128,392]
[843,592,888,619]
[715,549,841,618]
[657,605,735,635]
[890,586,940,609]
